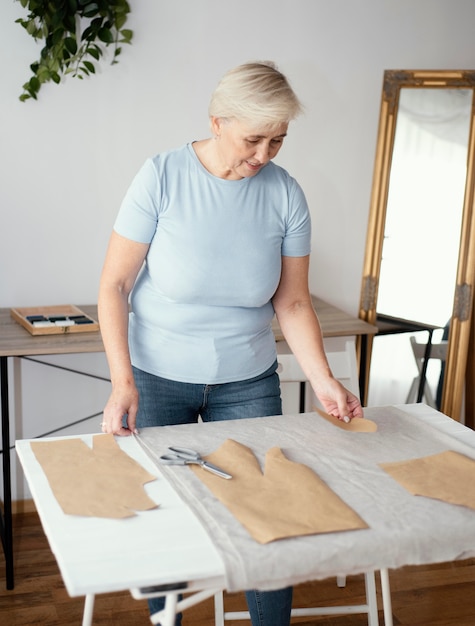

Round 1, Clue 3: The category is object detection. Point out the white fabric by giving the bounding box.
[137,406,475,592]
[16,434,225,597]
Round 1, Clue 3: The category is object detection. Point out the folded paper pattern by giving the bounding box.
[191,438,368,543]
[31,434,158,518]
[380,450,475,510]
[315,408,378,432]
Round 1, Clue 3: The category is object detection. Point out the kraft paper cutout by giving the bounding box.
[314,408,378,432]
[191,439,368,544]
[380,450,475,511]
[31,434,158,518]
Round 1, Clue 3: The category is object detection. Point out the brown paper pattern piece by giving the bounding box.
[315,408,378,432]
[191,439,368,544]
[31,434,158,518]
[380,450,475,510]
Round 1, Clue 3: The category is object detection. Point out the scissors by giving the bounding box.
[160,446,232,480]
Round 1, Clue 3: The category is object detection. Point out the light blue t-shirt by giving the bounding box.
[114,143,311,383]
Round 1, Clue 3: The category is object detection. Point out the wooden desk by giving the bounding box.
[0,305,103,357]
[0,297,376,355]
[272,295,377,341]
[0,299,376,590]
[0,305,103,590]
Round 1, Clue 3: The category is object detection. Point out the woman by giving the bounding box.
[98,61,363,626]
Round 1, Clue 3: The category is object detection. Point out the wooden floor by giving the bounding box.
[1,511,474,625]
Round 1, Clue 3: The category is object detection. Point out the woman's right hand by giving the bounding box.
[101,383,139,436]
[98,232,150,437]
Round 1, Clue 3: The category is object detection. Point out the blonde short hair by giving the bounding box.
[208,61,303,126]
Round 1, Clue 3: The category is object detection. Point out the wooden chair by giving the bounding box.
[406,337,448,407]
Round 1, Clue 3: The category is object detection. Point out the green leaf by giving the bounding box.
[26,20,37,36]
[82,3,100,17]
[120,28,132,43]
[29,76,40,92]
[90,17,104,28]
[64,14,77,32]
[81,26,94,41]
[83,60,95,73]
[98,27,113,44]
[51,28,65,46]
[86,46,100,60]
[115,13,127,29]
[65,36,78,54]
[36,66,51,81]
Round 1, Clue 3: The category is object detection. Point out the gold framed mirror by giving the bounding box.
[358,70,475,421]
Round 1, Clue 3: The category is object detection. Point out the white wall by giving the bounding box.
[2,0,475,500]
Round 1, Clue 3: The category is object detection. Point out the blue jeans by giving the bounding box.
[132,361,292,626]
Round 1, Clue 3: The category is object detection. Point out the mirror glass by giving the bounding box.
[377,88,471,326]
[359,71,475,421]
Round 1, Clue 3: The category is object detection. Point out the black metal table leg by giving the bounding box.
[1,356,14,589]
[359,335,368,405]
[299,381,306,413]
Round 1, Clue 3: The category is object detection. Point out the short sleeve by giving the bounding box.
[281,179,311,257]
[113,159,161,243]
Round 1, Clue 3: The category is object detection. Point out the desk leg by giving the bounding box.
[82,594,95,626]
[299,382,306,413]
[380,569,393,626]
[364,571,379,626]
[0,356,14,590]
[359,335,369,405]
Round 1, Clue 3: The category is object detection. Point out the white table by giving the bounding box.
[16,431,226,625]
[16,404,475,626]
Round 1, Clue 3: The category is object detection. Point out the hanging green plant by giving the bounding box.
[16,0,133,102]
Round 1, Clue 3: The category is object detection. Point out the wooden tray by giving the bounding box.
[10,305,100,336]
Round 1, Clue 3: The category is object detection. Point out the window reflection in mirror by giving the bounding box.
[377,88,471,327]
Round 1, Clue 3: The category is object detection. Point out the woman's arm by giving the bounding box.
[98,231,150,435]
[272,255,363,420]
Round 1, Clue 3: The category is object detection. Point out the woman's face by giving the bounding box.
[211,117,288,180]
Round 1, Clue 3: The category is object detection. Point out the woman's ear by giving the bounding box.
[210,116,222,139]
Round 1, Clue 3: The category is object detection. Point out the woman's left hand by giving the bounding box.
[313,376,364,421]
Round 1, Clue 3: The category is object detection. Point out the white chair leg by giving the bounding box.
[406,377,418,403]
[364,572,379,626]
[214,591,225,626]
[336,575,347,587]
[380,568,393,626]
